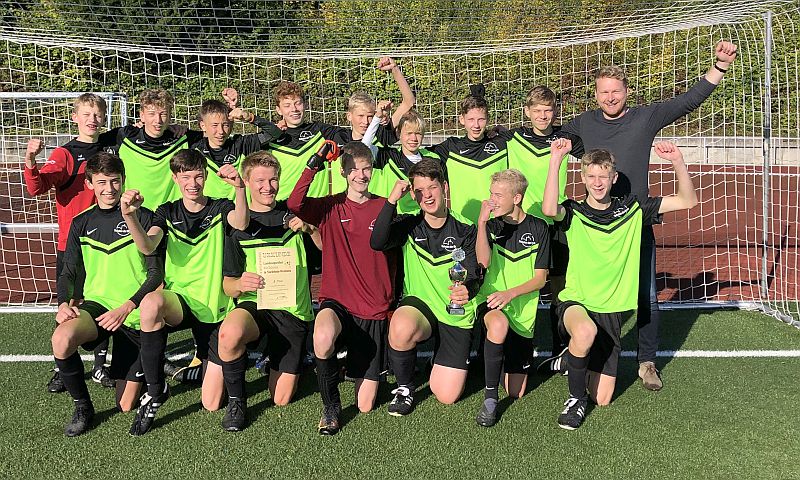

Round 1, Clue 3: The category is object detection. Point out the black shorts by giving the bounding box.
[549,225,569,277]
[556,300,627,376]
[208,302,310,375]
[176,293,221,360]
[399,296,472,371]
[110,326,146,382]
[477,303,533,374]
[320,300,387,381]
[77,301,113,351]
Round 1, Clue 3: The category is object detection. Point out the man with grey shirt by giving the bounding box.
[558,41,737,391]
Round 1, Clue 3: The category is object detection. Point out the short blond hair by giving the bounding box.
[348,91,376,112]
[396,109,426,136]
[73,93,107,114]
[241,151,281,180]
[491,169,528,197]
[595,65,628,88]
[138,88,174,111]
[581,149,616,172]
[525,86,556,108]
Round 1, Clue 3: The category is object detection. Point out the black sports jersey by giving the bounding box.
[557,195,662,313]
[371,203,480,328]
[154,197,235,323]
[223,202,313,321]
[58,204,163,329]
[476,214,550,338]
[430,135,509,222]
[332,122,398,149]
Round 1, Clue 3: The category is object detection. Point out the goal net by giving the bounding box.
[0,0,797,325]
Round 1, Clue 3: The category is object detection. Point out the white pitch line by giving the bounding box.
[2,350,800,363]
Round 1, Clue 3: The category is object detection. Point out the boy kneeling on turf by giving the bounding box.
[51,152,164,436]
[543,139,697,430]
[207,152,320,432]
[121,149,249,436]
[371,159,481,415]
[474,169,550,427]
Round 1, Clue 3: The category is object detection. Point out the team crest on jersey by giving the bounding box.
[114,221,130,237]
[519,233,535,248]
[299,130,313,142]
[77,154,85,162]
[612,205,630,218]
[200,215,213,230]
[223,154,237,165]
[484,142,499,155]
[104,146,116,154]
[441,236,457,252]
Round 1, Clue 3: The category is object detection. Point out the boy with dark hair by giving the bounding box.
[25,93,119,392]
[371,159,481,416]
[543,139,698,429]
[120,148,249,436]
[474,169,550,427]
[51,151,163,436]
[206,151,320,432]
[560,41,736,390]
[288,141,396,435]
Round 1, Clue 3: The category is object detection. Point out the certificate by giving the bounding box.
[256,247,296,310]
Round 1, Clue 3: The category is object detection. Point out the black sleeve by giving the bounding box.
[98,127,122,148]
[376,122,398,146]
[560,114,581,137]
[217,199,236,229]
[127,208,164,306]
[370,200,414,251]
[319,122,346,141]
[373,148,393,169]
[648,77,716,131]
[485,218,503,243]
[56,218,85,304]
[555,200,575,232]
[251,116,283,147]
[186,129,205,145]
[222,232,246,278]
[555,130,585,158]
[640,197,664,226]
[429,138,452,162]
[533,219,551,270]
[153,203,169,231]
[461,225,482,299]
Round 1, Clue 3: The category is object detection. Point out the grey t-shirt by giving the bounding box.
[562,77,716,199]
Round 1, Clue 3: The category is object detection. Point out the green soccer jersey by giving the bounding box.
[154,198,235,323]
[202,153,244,200]
[371,204,481,329]
[431,136,509,223]
[557,196,662,313]
[476,214,550,338]
[59,204,163,330]
[368,147,442,214]
[223,203,313,322]
[506,127,578,224]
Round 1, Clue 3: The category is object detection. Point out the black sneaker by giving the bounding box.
[222,398,247,432]
[91,365,115,388]
[317,403,341,435]
[557,396,587,430]
[47,369,66,393]
[388,386,414,417]
[537,347,568,376]
[129,384,170,436]
[65,400,95,437]
[475,398,498,427]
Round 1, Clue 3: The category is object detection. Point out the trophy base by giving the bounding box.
[446,304,465,316]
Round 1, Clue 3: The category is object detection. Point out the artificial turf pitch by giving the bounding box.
[0,310,798,479]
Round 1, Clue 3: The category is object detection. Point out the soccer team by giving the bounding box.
[23,42,737,437]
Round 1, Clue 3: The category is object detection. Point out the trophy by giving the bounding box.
[447,247,468,315]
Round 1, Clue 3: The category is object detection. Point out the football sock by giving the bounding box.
[549,303,563,353]
[567,350,589,400]
[93,340,109,369]
[388,346,416,392]
[54,352,89,402]
[222,354,248,401]
[315,356,340,407]
[140,329,167,397]
[483,339,503,401]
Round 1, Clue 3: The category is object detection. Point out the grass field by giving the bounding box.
[0,309,798,479]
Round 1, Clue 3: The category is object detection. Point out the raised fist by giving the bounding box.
[222,88,239,109]
[377,57,397,72]
[120,189,144,216]
[715,41,737,65]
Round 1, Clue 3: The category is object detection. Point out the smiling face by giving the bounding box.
[595,77,628,119]
[411,175,447,216]
[343,156,373,195]
[275,95,305,128]
[87,172,123,209]
[524,103,555,136]
[200,112,233,149]
[72,103,106,141]
[488,180,519,218]
[581,163,617,204]
[173,169,206,202]
[459,107,488,141]
[246,165,279,209]
[140,104,171,138]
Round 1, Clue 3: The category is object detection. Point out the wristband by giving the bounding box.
[714,63,728,74]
